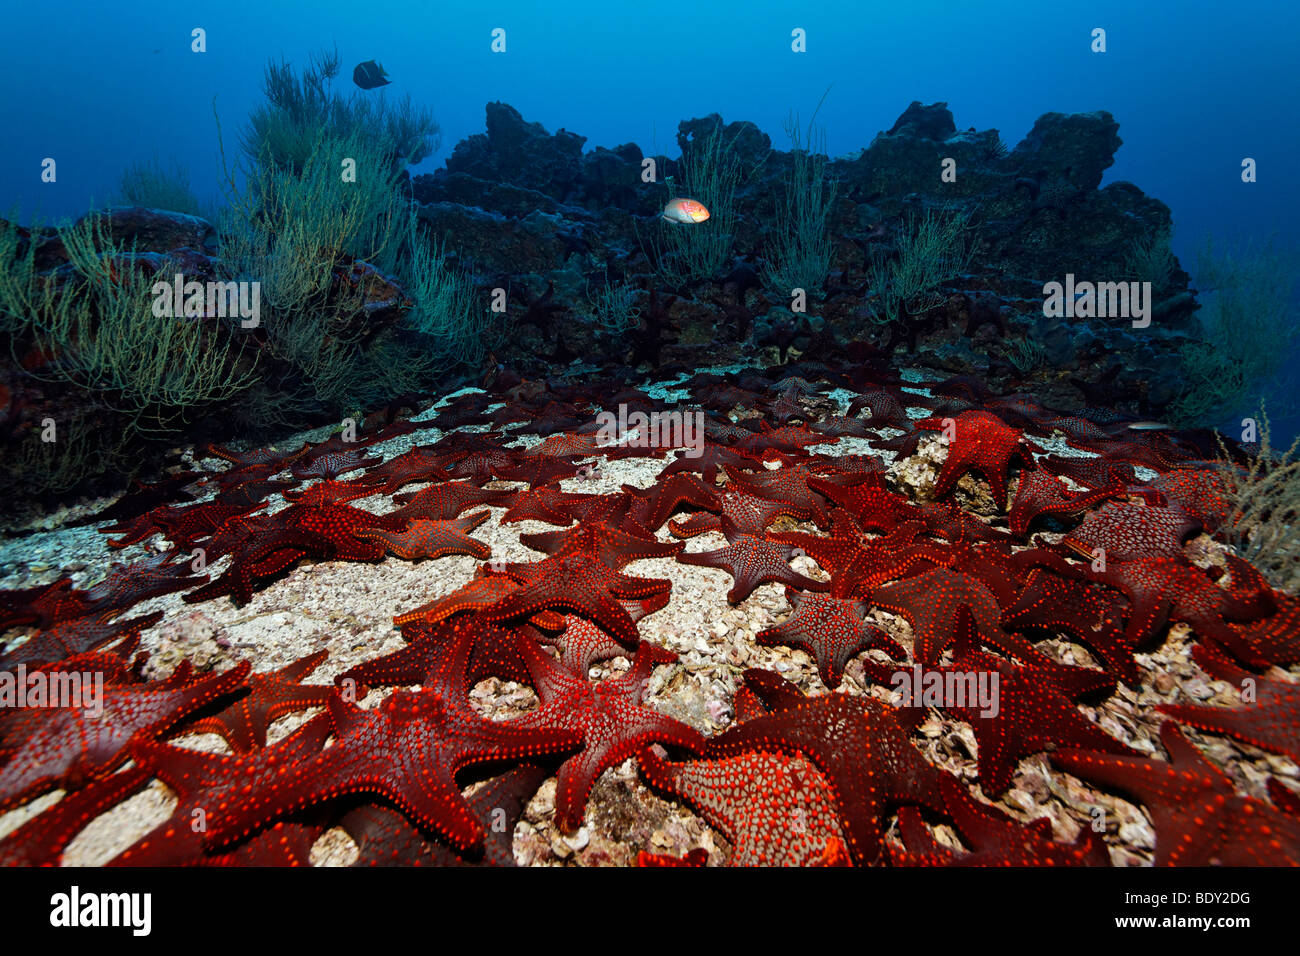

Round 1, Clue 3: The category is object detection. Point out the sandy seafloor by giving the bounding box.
[0,366,1295,866]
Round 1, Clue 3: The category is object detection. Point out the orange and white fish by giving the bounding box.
[662,197,710,224]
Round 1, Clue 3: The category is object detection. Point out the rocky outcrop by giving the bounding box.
[412,100,1199,415]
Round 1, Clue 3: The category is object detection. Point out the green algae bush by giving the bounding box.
[864,205,975,327]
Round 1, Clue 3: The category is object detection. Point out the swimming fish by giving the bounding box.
[662,197,710,224]
[353,60,390,90]
[1125,421,1173,431]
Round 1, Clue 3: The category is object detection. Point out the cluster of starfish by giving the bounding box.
[1,361,1297,866]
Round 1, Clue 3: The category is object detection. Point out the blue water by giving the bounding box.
[2,0,1297,432]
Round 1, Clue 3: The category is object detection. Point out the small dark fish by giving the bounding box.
[353,60,390,90]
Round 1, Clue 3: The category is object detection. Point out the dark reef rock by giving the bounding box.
[409,99,1199,415]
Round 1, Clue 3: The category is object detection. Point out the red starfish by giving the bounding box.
[391,480,511,520]
[1158,643,1300,765]
[355,512,492,561]
[535,595,669,676]
[182,529,334,606]
[1148,466,1231,530]
[668,489,806,539]
[1086,556,1275,648]
[341,764,550,866]
[758,588,905,688]
[173,650,332,753]
[623,474,721,531]
[889,774,1110,866]
[114,713,334,865]
[638,745,850,866]
[1053,722,1300,865]
[278,501,406,562]
[1007,466,1122,538]
[340,615,533,691]
[280,480,377,507]
[725,463,831,528]
[0,578,93,631]
[149,501,265,552]
[1001,567,1138,682]
[678,520,827,604]
[522,432,600,458]
[520,515,683,569]
[1215,593,1300,668]
[80,553,210,614]
[862,648,1127,797]
[514,638,704,831]
[869,568,1044,666]
[499,484,597,526]
[916,500,1013,545]
[0,764,151,866]
[0,656,249,812]
[393,570,564,632]
[914,410,1037,507]
[1,609,162,671]
[658,443,758,485]
[199,635,582,853]
[482,553,671,648]
[772,514,952,599]
[290,449,381,481]
[807,472,920,532]
[1062,502,1203,563]
[705,669,948,864]
[354,447,449,494]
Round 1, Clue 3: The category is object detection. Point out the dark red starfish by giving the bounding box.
[725,463,831,528]
[862,648,1126,797]
[678,520,827,604]
[1001,567,1138,683]
[519,515,683,569]
[914,410,1037,507]
[807,472,920,532]
[0,657,249,812]
[1214,593,1300,668]
[638,744,849,866]
[1087,556,1275,648]
[172,650,332,753]
[394,570,563,632]
[1,610,162,671]
[353,447,449,494]
[1158,642,1300,765]
[1007,466,1122,538]
[704,669,948,864]
[340,614,533,692]
[198,636,582,853]
[113,713,333,865]
[514,638,704,831]
[1052,722,1300,865]
[668,489,806,539]
[0,764,152,866]
[183,529,335,606]
[391,480,512,520]
[868,568,1043,666]
[340,763,551,866]
[889,774,1110,866]
[1062,502,1203,563]
[482,553,671,648]
[355,512,491,561]
[757,588,904,688]
[623,474,721,531]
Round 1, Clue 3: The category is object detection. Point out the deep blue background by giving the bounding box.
[2,0,1296,432]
